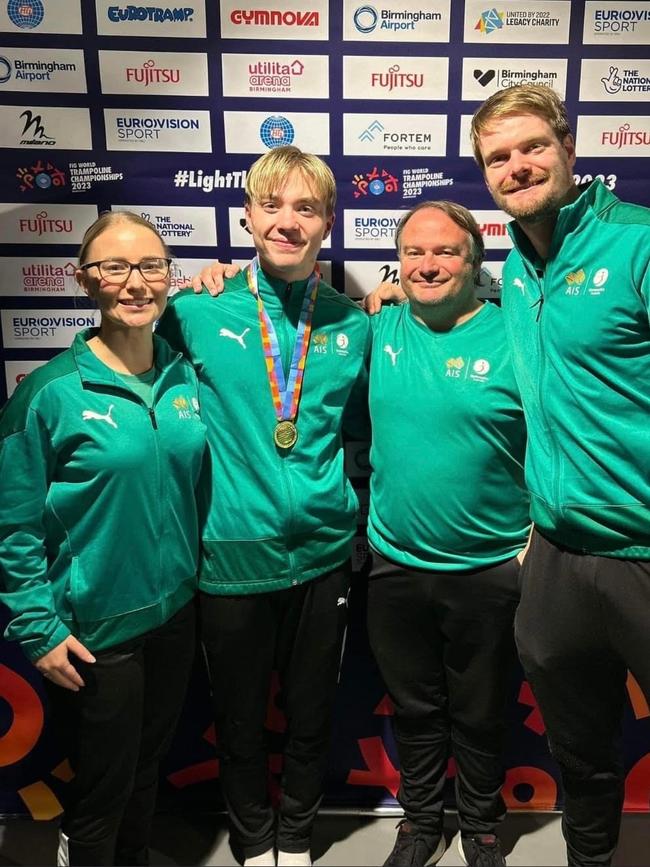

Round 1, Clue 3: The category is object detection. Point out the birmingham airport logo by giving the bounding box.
[7,0,44,29]
[475,9,505,34]
[260,115,295,148]
[354,5,378,33]
[359,119,384,142]
[0,56,11,83]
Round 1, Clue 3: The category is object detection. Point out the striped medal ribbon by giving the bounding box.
[246,257,320,449]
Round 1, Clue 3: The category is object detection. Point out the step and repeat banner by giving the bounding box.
[1,0,650,819]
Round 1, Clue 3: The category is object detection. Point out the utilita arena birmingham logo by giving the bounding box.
[7,0,44,28]
[259,115,295,148]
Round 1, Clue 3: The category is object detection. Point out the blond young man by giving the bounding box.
[157,147,370,867]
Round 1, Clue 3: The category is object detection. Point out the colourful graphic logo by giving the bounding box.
[475,9,504,34]
[446,357,465,370]
[352,167,399,199]
[16,160,66,192]
[565,269,586,285]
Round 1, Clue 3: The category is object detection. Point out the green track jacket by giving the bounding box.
[502,180,650,557]
[0,331,207,661]
[157,268,371,594]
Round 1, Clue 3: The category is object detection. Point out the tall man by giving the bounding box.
[470,85,650,866]
[366,202,529,867]
[157,146,370,867]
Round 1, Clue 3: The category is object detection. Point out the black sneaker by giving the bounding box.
[458,833,506,867]
[383,820,446,867]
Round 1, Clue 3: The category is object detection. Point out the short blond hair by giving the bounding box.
[245,146,337,215]
[78,211,170,265]
[470,84,572,170]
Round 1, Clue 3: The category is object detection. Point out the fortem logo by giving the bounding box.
[107,6,195,22]
[7,0,44,28]
[475,8,504,33]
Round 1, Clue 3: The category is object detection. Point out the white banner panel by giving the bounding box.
[343,0,450,43]
[112,206,217,246]
[343,56,448,101]
[343,114,447,157]
[0,0,82,34]
[98,51,209,96]
[0,257,80,296]
[2,309,100,349]
[0,106,91,149]
[104,109,212,152]
[576,115,650,157]
[223,112,330,154]
[95,1,206,37]
[579,60,650,102]
[0,48,86,93]
[222,54,329,99]
[0,204,98,244]
[583,1,650,44]
[462,58,567,100]
[220,0,328,40]
[464,0,571,44]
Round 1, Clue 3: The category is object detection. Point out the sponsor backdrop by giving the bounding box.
[1,0,650,821]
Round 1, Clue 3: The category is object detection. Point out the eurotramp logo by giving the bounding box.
[7,0,44,29]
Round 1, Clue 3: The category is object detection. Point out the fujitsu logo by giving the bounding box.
[370,65,423,92]
[126,59,180,85]
[18,211,73,236]
[601,123,650,149]
[230,9,319,26]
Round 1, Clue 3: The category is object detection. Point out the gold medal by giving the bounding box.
[274,420,298,449]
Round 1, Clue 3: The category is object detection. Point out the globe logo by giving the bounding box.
[7,0,44,29]
[368,179,385,196]
[353,5,378,34]
[0,56,11,83]
[34,172,52,189]
[260,115,295,149]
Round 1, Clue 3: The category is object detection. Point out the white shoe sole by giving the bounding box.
[427,836,447,865]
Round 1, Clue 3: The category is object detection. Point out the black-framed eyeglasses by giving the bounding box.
[79,257,172,284]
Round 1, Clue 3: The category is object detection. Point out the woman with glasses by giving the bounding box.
[0,211,207,866]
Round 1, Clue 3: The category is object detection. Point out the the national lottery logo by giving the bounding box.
[259,115,295,148]
[16,159,66,192]
[7,0,44,28]
[352,167,399,199]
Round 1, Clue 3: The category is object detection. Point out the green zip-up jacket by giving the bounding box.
[368,303,530,570]
[157,269,370,595]
[0,330,207,661]
[502,180,650,557]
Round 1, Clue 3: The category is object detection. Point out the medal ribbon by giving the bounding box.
[246,257,320,423]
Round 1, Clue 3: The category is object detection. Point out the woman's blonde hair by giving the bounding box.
[77,210,171,265]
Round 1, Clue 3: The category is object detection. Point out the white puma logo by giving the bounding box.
[337,597,347,607]
[383,344,403,367]
[219,327,250,349]
[513,278,525,294]
[82,404,117,429]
